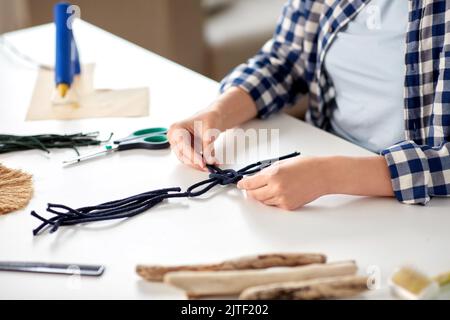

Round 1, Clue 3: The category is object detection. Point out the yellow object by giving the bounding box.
[391,267,432,295]
[57,83,69,98]
[433,271,450,287]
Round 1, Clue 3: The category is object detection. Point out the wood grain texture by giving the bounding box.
[239,275,369,300]
[136,253,326,282]
[164,260,356,298]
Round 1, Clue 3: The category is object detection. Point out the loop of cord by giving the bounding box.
[209,167,243,185]
[31,152,300,235]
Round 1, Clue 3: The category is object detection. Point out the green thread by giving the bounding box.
[0,132,113,155]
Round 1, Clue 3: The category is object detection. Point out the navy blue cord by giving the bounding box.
[31,152,301,235]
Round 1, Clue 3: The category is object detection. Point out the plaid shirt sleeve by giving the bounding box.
[219,0,309,119]
[380,0,450,205]
[381,142,450,205]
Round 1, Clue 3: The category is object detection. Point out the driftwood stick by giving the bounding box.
[239,275,369,300]
[136,253,326,282]
[164,261,356,298]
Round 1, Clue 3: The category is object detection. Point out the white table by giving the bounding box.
[1,21,449,300]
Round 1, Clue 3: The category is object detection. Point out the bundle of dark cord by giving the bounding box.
[31,152,301,235]
[0,132,112,155]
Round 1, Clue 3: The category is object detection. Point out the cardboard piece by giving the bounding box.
[26,64,149,121]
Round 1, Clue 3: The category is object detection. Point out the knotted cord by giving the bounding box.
[31,152,301,235]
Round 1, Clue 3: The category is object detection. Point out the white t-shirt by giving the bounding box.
[324,0,409,153]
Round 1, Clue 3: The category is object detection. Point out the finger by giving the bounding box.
[168,126,204,166]
[173,145,193,167]
[168,125,190,145]
[173,144,206,171]
[203,141,217,165]
[184,156,207,171]
[237,174,269,191]
[202,132,219,165]
[179,140,206,169]
[181,152,207,171]
[247,186,276,202]
[263,197,280,206]
[169,128,196,164]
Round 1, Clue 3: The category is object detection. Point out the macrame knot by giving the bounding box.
[209,169,243,185]
[31,152,301,235]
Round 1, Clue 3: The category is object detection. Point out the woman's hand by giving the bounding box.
[237,155,394,210]
[168,87,258,171]
[237,156,332,210]
[168,109,223,171]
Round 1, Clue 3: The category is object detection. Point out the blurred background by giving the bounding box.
[0,0,286,81]
[0,0,306,117]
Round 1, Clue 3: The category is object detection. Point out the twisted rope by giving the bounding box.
[31,152,300,235]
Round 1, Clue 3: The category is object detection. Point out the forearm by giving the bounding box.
[325,156,394,197]
[208,87,258,131]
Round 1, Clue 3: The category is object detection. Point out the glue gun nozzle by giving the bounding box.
[57,83,69,98]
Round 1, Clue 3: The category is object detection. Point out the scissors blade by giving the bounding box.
[0,262,105,277]
[63,145,118,166]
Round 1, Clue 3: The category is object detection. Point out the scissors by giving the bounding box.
[63,127,170,165]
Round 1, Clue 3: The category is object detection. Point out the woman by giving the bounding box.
[168,0,450,210]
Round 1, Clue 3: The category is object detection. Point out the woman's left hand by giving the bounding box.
[237,155,394,210]
[237,156,331,210]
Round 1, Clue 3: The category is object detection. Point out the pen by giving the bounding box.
[54,2,81,98]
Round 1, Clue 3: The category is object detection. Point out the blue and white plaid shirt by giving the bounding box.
[220,0,450,205]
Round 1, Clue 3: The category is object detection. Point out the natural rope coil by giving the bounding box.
[0,164,33,215]
[31,152,300,235]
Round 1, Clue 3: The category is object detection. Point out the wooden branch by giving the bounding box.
[136,253,326,282]
[239,275,369,300]
[164,261,356,298]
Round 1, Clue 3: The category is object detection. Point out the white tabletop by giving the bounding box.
[0,21,449,300]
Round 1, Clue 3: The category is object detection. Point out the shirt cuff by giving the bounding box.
[381,141,431,205]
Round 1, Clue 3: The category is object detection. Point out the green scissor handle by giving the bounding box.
[117,135,170,151]
[113,127,168,144]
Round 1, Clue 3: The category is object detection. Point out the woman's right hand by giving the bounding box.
[168,87,258,171]
[168,109,223,171]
